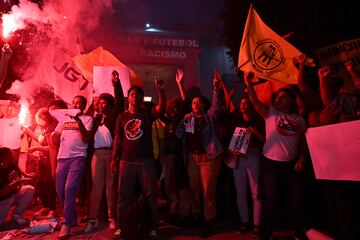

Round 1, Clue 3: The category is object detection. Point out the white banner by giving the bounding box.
[93,66,131,97]
[305,120,360,181]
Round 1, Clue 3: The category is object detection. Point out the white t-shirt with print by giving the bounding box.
[56,114,93,159]
[263,107,306,161]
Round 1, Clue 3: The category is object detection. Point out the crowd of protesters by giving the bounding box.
[0,41,359,240]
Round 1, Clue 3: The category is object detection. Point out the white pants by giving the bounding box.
[232,147,261,226]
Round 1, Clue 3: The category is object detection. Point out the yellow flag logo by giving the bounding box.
[238,5,303,84]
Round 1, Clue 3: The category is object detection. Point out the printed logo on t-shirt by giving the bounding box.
[124,119,143,140]
[276,115,300,136]
[63,122,79,130]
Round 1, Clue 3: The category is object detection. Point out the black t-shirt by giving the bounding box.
[0,162,21,201]
[161,115,183,156]
[186,116,206,154]
[115,109,157,162]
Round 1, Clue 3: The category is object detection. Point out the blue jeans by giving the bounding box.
[56,156,86,226]
[0,185,35,225]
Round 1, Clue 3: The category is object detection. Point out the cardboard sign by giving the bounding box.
[305,120,360,181]
[228,127,251,154]
[316,38,360,72]
[316,38,360,92]
[93,66,131,97]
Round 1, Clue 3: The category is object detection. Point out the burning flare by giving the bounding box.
[18,100,30,127]
[1,4,26,40]
[2,12,17,39]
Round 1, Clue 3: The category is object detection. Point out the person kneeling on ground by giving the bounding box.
[0,147,35,227]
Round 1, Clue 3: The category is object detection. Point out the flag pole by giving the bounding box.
[281,32,294,39]
[237,59,251,70]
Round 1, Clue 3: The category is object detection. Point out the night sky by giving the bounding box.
[113,0,224,26]
[110,0,359,50]
[221,0,359,63]
[104,0,360,68]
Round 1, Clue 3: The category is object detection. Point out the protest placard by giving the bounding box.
[228,127,251,154]
[93,66,131,97]
[305,120,360,181]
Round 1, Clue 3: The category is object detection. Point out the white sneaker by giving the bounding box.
[84,219,99,233]
[47,210,56,219]
[149,229,158,239]
[109,218,116,230]
[58,224,71,239]
[12,214,27,225]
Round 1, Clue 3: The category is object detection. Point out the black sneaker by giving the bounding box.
[176,215,193,228]
[200,223,214,238]
[162,213,181,225]
[252,226,261,240]
[236,222,252,233]
[252,225,260,234]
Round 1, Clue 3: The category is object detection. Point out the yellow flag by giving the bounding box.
[253,80,288,104]
[238,5,302,84]
[72,47,144,86]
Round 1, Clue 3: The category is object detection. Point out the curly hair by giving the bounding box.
[127,86,144,98]
[271,88,298,113]
[98,93,115,108]
[0,147,13,162]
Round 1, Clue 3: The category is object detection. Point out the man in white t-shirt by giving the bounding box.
[54,95,93,239]
[244,72,308,240]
